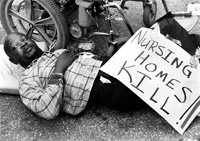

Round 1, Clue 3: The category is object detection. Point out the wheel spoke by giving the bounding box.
[24,0,35,21]
[26,27,34,38]
[35,27,52,45]
[2,0,68,49]
[35,17,54,26]
[9,9,32,24]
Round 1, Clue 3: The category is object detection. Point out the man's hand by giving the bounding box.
[53,49,80,74]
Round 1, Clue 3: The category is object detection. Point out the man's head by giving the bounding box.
[4,32,43,68]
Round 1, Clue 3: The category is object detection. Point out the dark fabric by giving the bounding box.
[155,12,173,23]
[89,55,146,112]
[157,14,197,55]
[190,34,200,48]
[89,70,147,112]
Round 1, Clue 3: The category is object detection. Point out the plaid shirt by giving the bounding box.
[19,49,102,119]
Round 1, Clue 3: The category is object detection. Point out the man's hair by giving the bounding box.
[4,32,25,57]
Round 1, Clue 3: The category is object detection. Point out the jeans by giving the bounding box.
[89,56,147,112]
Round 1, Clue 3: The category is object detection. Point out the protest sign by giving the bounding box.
[100,27,200,134]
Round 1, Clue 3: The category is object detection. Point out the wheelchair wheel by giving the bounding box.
[143,0,157,27]
[0,0,69,50]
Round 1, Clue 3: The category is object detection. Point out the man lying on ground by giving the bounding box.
[3,16,200,119]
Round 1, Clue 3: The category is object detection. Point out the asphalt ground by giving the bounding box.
[0,0,200,141]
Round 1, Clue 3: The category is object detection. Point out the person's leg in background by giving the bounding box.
[189,34,200,49]
[157,14,198,55]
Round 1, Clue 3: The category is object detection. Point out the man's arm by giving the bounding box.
[19,50,78,119]
[19,75,64,120]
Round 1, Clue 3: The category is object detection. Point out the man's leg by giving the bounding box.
[89,71,147,112]
[158,17,197,55]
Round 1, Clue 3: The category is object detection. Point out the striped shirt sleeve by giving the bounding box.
[19,75,64,119]
[19,50,66,120]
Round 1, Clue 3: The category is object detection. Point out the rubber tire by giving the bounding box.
[0,0,69,50]
[143,0,157,27]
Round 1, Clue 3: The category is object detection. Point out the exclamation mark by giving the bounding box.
[177,96,200,129]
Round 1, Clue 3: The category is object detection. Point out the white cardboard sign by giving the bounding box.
[100,28,200,134]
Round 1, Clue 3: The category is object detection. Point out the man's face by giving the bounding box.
[7,33,40,66]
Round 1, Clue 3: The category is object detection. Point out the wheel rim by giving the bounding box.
[143,0,157,27]
[150,1,157,19]
[69,23,83,39]
[4,0,59,45]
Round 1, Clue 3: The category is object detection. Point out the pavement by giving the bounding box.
[1,0,200,141]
